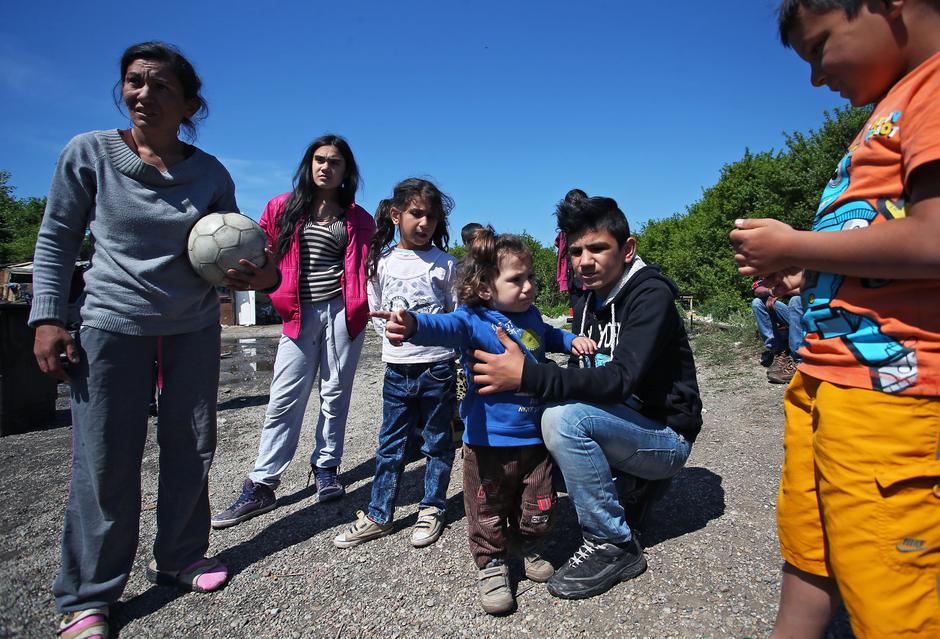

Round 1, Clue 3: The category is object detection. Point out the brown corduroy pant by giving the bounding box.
[463,443,556,568]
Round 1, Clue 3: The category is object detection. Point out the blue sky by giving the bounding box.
[0,0,845,247]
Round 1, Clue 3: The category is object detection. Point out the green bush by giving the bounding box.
[636,106,871,321]
[448,231,568,318]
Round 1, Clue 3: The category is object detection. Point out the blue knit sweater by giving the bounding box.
[410,305,575,446]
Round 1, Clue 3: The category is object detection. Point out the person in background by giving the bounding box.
[31,41,243,639]
[555,189,589,317]
[461,222,483,247]
[752,278,803,383]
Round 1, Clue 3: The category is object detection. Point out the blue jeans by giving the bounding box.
[541,402,691,544]
[787,295,804,363]
[752,297,790,351]
[368,360,457,525]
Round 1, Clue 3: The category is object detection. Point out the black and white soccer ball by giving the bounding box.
[187,212,267,285]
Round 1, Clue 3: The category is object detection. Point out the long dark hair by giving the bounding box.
[275,134,360,260]
[457,225,530,307]
[113,41,207,141]
[367,178,453,278]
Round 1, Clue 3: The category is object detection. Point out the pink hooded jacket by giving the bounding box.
[259,193,376,340]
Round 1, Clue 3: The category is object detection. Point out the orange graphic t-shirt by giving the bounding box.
[798,51,940,396]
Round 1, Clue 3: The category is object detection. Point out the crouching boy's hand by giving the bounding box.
[570,336,598,357]
[370,309,415,346]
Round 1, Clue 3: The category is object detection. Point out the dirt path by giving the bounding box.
[0,325,852,638]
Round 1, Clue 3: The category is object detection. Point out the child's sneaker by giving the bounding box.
[410,507,444,547]
[211,478,276,529]
[477,559,515,615]
[522,542,554,582]
[333,510,392,549]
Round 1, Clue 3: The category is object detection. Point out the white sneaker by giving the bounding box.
[333,510,392,549]
[410,507,444,547]
[523,548,555,582]
[478,560,515,615]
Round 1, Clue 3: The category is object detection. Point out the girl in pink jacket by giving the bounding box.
[213,134,375,528]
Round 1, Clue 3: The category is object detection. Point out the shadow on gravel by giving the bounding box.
[538,466,726,566]
[217,394,269,411]
[213,463,432,579]
[641,466,725,548]
[112,588,185,637]
[54,408,72,428]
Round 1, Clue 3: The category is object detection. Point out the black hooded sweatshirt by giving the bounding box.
[519,262,703,443]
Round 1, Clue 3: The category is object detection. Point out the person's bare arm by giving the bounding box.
[731,161,940,279]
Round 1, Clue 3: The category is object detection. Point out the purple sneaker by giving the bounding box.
[211,478,276,529]
[314,465,345,502]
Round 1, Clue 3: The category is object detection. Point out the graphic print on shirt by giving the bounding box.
[483,315,542,406]
[802,139,916,393]
[580,305,617,368]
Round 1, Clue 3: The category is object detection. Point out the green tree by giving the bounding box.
[0,171,47,264]
[636,106,871,319]
[448,232,568,317]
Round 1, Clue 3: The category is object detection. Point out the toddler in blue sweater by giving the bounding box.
[375,226,595,615]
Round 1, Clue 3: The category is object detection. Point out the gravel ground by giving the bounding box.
[0,323,854,638]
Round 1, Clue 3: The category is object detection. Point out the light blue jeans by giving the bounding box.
[541,402,691,543]
[752,297,790,351]
[787,295,804,363]
[249,298,364,487]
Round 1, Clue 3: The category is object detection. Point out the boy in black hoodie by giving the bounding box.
[472,194,702,600]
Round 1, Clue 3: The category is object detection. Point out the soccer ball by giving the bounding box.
[187,212,267,285]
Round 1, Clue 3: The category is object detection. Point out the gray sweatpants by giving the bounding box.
[53,324,221,612]
[248,298,364,487]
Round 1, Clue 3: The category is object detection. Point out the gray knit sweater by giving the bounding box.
[28,129,238,335]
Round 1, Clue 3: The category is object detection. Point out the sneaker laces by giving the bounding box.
[314,466,338,489]
[229,483,261,510]
[569,538,602,567]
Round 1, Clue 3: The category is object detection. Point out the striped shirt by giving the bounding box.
[299,217,347,303]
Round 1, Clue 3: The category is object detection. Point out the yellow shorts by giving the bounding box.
[777,371,940,638]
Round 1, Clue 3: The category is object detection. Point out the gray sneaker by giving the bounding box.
[410,507,444,548]
[478,559,515,615]
[522,542,554,582]
[211,479,276,529]
[333,510,393,549]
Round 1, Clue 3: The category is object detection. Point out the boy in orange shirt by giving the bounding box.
[731,1,940,637]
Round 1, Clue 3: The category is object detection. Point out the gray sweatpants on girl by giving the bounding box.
[54,323,221,612]
[248,298,364,487]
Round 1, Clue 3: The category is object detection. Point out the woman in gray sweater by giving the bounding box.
[30,42,253,639]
